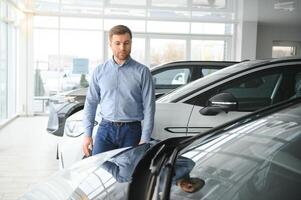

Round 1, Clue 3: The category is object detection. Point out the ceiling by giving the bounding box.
[257,0,301,27]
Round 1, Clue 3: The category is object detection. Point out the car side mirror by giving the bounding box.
[200,92,238,116]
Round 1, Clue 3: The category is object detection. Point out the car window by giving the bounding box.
[293,72,301,97]
[219,72,282,111]
[185,67,301,111]
[158,103,301,200]
[201,68,219,76]
[153,68,191,89]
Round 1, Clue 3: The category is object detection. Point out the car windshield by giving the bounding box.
[157,60,264,103]
[155,101,301,199]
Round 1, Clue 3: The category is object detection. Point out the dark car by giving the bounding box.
[20,96,301,200]
[47,60,237,137]
[130,99,301,200]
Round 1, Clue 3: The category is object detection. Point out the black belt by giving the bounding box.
[102,119,140,126]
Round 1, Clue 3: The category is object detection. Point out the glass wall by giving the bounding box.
[0,20,8,122]
[32,0,237,113]
[0,0,22,124]
[150,38,186,66]
[0,0,238,119]
[33,16,103,109]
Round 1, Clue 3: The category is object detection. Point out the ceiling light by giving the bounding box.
[274,0,296,11]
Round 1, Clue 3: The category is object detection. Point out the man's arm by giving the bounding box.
[102,143,151,182]
[102,161,129,182]
[82,66,101,156]
[140,67,156,143]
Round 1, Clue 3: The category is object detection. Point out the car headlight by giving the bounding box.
[65,120,98,137]
[65,120,84,137]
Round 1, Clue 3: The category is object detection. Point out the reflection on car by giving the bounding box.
[101,140,201,194]
[20,97,301,200]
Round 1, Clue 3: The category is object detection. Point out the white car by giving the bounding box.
[48,60,235,137]
[59,57,301,168]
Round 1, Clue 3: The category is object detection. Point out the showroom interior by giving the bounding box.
[0,0,301,199]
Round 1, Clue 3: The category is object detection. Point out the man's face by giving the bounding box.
[178,178,204,193]
[110,33,132,64]
[179,179,195,193]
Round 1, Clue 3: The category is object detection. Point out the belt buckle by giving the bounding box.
[115,122,123,126]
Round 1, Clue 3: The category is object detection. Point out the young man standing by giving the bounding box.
[82,25,155,156]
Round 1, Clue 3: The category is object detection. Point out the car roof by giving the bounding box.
[158,57,301,103]
[150,60,238,71]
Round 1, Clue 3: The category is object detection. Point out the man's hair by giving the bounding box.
[109,25,132,41]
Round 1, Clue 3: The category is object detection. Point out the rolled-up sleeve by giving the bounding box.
[141,67,156,142]
[83,66,101,137]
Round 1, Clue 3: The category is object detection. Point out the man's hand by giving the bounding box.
[139,140,145,145]
[83,136,93,157]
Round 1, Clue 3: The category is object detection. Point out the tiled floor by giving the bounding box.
[0,116,60,200]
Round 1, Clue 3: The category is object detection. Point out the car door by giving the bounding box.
[153,102,194,140]
[185,64,301,136]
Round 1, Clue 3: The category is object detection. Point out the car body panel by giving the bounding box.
[58,132,84,169]
[59,109,102,169]
[152,103,194,139]
[187,107,249,135]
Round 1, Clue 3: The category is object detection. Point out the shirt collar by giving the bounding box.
[111,56,132,67]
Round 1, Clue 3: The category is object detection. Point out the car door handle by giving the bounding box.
[164,127,187,134]
[164,127,212,134]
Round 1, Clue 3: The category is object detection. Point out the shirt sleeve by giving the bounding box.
[141,67,156,142]
[104,143,151,182]
[83,66,101,137]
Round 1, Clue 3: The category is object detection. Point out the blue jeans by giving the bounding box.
[92,119,142,155]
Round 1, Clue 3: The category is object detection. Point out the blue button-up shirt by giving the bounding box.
[83,57,155,142]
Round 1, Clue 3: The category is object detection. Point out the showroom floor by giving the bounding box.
[0,116,59,200]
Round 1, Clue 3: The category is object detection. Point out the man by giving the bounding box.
[82,25,155,156]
